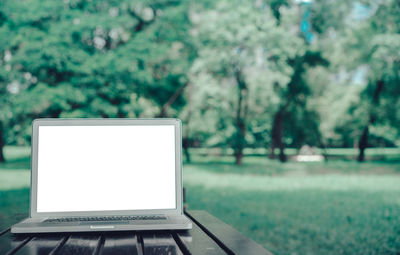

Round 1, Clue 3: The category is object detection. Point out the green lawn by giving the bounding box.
[184,164,400,255]
[1,146,400,254]
[0,147,31,230]
[190,147,400,161]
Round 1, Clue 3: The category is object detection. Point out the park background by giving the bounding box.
[0,0,399,254]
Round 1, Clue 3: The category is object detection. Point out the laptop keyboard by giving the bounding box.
[44,215,167,223]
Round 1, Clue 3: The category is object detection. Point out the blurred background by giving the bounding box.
[0,0,399,254]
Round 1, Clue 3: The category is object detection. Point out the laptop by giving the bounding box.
[11,118,192,233]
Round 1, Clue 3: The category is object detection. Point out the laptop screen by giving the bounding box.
[36,125,176,213]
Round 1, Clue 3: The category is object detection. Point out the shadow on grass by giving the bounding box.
[0,188,29,232]
[185,185,400,255]
[184,156,400,176]
[0,157,30,170]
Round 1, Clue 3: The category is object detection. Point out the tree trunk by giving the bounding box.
[270,108,287,162]
[269,142,276,159]
[0,121,5,162]
[357,80,384,162]
[278,140,286,162]
[357,126,368,162]
[234,112,246,165]
[157,83,188,118]
[183,137,191,163]
[182,84,193,163]
[233,69,248,165]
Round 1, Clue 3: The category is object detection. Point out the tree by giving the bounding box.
[0,70,6,161]
[189,0,298,164]
[335,0,400,161]
[289,0,400,160]
[262,2,331,162]
[356,1,400,161]
[0,0,194,144]
[269,50,328,162]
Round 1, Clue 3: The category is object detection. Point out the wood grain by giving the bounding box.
[55,234,101,255]
[100,232,141,255]
[140,231,184,255]
[2,211,273,255]
[186,210,273,255]
[0,230,31,255]
[174,222,227,255]
[13,234,64,255]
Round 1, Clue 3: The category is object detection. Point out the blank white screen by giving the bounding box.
[37,125,176,212]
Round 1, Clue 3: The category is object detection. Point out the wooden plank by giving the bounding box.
[0,230,31,255]
[56,234,101,255]
[140,231,184,255]
[173,223,227,255]
[0,213,29,236]
[13,234,65,255]
[100,232,141,255]
[0,228,10,237]
[186,211,273,255]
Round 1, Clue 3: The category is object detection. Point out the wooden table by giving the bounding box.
[0,210,272,255]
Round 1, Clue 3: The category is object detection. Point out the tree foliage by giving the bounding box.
[1,0,194,146]
[188,0,300,164]
[0,0,399,163]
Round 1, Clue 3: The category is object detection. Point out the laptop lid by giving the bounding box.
[30,118,183,218]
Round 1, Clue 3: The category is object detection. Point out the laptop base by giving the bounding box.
[11,215,192,233]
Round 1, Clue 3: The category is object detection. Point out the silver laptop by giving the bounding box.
[11,118,192,233]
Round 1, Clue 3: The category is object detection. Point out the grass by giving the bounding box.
[0,189,29,231]
[190,147,400,161]
[187,154,400,176]
[183,165,400,254]
[186,186,400,255]
[0,147,31,231]
[1,146,400,254]
[0,146,30,170]
[183,152,400,254]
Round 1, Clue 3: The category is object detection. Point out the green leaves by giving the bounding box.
[0,0,194,144]
[0,0,399,152]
